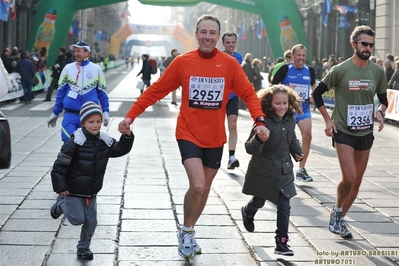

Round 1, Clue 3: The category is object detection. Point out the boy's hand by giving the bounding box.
[58,190,69,196]
[118,121,131,135]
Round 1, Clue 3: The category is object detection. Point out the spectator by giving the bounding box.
[271,50,292,79]
[261,56,270,73]
[268,57,284,83]
[386,54,394,63]
[1,48,14,73]
[136,54,151,95]
[163,48,179,105]
[44,48,66,101]
[47,41,110,142]
[252,58,263,92]
[103,54,109,72]
[61,51,74,72]
[242,53,255,85]
[384,59,394,83]
[15,52,36,103]
[388,60,399,90]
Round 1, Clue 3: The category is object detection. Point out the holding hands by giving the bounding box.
[118,118,132,135]
[254,125,270,142]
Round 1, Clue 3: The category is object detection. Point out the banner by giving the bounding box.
[0,0,11,22]
[386,89,399,122]
[0,73,24,102]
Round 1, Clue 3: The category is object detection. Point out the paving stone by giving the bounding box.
[0,245,49,266]
[46,253,115,266]
[363,233,399,248]
[119,231,178,246]
[122,209,175,220]
[121,219,176,232]
[2,218,60,231]
[0,195,24,204]
[0,231,54,245]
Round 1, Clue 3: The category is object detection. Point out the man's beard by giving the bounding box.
[356,49,371,60]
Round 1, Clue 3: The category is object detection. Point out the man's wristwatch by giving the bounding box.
[255,116,266,126]
[377,109,385,118]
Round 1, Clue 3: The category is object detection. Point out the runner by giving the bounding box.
[118,14,269,259]
[271,44,316,182]
[312,25,388,238]
[221,31,243,169]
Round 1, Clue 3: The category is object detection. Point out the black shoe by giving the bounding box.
[50,203,61,219]
[43,99,51,102]
[171,102,178,106]
[77,249,93,260]
[241,206,254,232]
[274,236,294,256]
[50,196,63,219]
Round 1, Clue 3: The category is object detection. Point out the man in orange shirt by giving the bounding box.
[119,14,269,259]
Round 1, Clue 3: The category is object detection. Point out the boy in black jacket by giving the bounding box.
[50,100,134,260]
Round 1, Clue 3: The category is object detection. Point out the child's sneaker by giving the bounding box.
[274,236,294,256]
[241,206,255,232]
[77,249,93,260]
[50,195,63,219]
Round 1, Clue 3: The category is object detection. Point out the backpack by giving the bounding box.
[149,59,157,74]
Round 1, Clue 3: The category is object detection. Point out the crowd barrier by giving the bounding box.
[0,60,125,103]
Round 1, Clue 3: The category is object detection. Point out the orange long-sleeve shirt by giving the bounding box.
[126,49,265,148]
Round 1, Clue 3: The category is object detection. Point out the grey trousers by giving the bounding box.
[60,195,98,250]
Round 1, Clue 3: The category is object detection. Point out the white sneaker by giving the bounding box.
[177,228,194,258]
[227,157,240,169]
[192,234,202,254]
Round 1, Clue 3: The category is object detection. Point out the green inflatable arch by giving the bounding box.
[28,0,307,65]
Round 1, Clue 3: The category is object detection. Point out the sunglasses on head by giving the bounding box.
[357,41,374,48]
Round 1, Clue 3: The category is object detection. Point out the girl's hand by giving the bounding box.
[254,125,270,142]
[294,153,304,161]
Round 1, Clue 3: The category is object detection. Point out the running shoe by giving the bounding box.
[296,168,313,182]
[177,228,195,258]
[227,157,240,169]
[192,234,202,254]
[329,206,342,234]
[339,217,353,238]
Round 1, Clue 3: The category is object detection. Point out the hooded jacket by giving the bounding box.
[51,127,134,197]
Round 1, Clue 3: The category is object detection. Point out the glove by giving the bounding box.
[103,112,110,127]
[47,113,58,128]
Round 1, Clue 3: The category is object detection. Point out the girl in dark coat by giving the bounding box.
[241,84,303,256]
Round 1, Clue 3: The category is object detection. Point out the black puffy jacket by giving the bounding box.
[51,127,134,197]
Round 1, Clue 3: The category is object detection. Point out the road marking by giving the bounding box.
[109,102,122,112]
[30,102,54,110]
[0,102,24,110]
